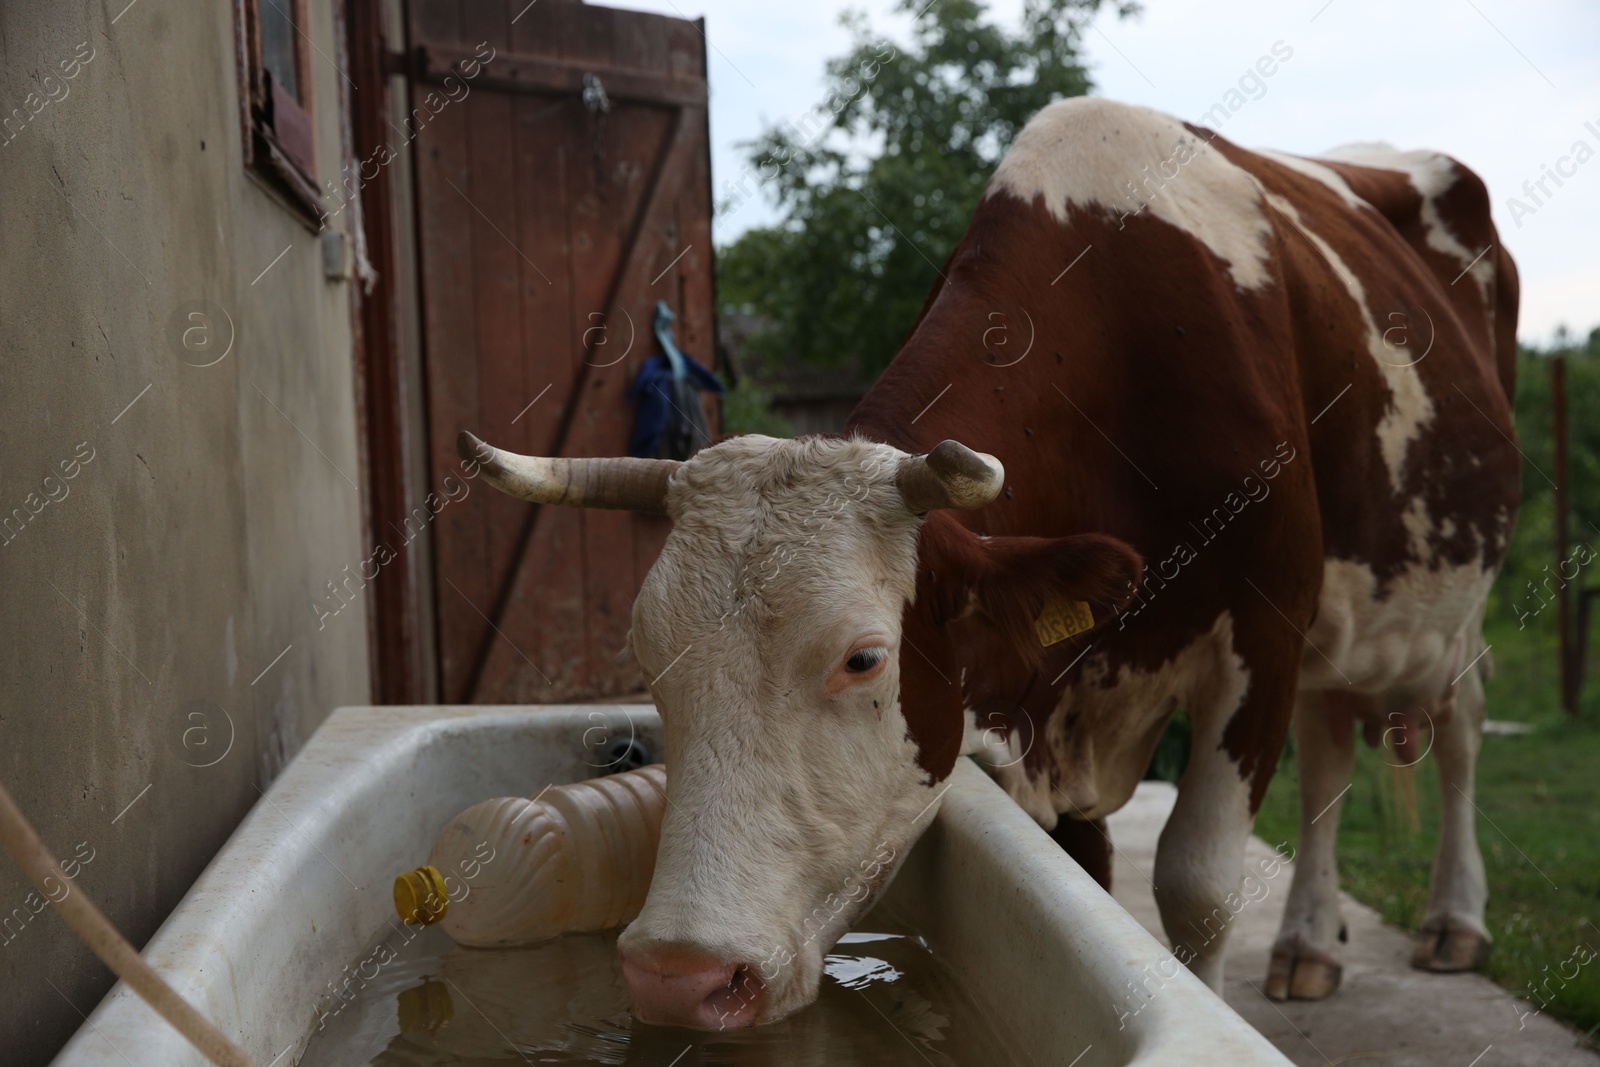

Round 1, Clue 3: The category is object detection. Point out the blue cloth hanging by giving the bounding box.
[627,301,724,460]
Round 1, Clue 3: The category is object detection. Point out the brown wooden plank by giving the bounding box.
[415,46,708,108]
[409,0,461,51]
[574,13,654,696]
[686,99,721,439]
[411,3,496,703]
[562,2,625,70]
[464,3,596,704]
[499,91,587,702]
[611,1,666,79]
[456,3,510,80]
[667,17,703,83]
[508,0,568,62]
[479,93,592,702]
[672,106,716,378]
[457,2,528,657]
[458,0,583,702]
[681,20,720,441]
[460,0,579,703]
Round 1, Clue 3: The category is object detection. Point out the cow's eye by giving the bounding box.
[845,648,887,674]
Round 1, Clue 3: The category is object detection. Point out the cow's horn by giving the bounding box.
[458,431,677,515]
[896,440,1005,512]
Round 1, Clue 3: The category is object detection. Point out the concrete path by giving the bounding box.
[1105,782,1600,1067]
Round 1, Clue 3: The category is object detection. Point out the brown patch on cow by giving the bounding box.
[893,512,1140,781]
[1221,597,1317,813]
[915,512,1142,661]
[1491,245,1521,398]
[896,586,965,783]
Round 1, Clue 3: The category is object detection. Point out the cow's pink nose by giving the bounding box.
[621,948,766,1030]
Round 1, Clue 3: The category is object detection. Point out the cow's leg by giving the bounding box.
[1152,639,1286,993]
[1413,661,1491,972]
[1154,738,1254,990]
[1266,690,1359,1000]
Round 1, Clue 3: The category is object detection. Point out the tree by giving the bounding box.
[717,0,1134,378]
[1492,328,1600,623]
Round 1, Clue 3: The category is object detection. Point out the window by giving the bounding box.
[237,0,325,222]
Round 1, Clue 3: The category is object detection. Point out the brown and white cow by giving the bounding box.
[462,97,1519,1027]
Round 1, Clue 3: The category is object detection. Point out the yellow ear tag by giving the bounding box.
[1035,599,1095,647]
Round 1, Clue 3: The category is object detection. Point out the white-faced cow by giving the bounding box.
[462,97,1518,1028]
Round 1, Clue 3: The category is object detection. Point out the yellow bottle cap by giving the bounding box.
[394,865,450,926]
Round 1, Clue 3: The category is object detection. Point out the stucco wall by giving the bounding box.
[0,2,371,1062]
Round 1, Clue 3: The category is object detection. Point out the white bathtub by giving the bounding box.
[53,705,1288,1066]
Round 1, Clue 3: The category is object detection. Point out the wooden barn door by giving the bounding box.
[406,0,715,703]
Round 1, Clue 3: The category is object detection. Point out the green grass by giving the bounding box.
[1252,613,1600,1039]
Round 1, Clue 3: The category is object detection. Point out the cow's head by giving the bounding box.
[461,430,1138,1029]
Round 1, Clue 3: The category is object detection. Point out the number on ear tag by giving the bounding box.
[1035,599,1095,647]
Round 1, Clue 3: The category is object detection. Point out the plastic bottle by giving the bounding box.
[394,764,667,947]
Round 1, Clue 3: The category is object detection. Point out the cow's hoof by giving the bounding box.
[1411,921,1490,972]
[1264,942,1343,1000]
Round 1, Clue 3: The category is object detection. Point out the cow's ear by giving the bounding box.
[915,514,1142,656]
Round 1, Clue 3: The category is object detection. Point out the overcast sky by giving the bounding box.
[618,0,1597,345]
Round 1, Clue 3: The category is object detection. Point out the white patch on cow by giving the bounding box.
[1261,191,1435,490]
[1401,495,1434,559]
[987,98,1276,291]
[964,710,1057,828]
[621,434,943,1025]
[1302,557,1496,695]
[1002,761,1059,830]
[1049,612,1246,824]
[1319,143,1493,303]
[1254,148,1368,210]
[961,707,985,757]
